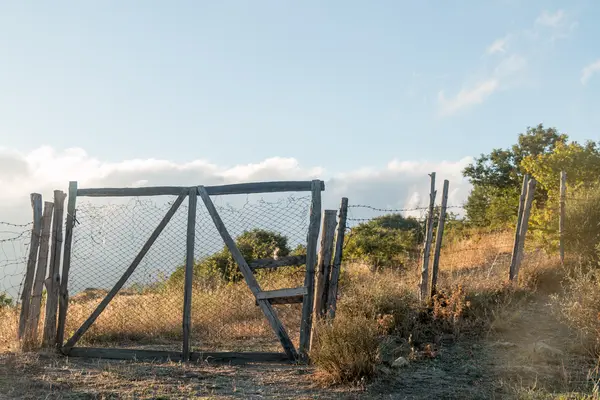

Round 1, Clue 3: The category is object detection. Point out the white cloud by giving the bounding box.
[487,37,509,55]
[437,79,499,116]
[581,60,600,85]
[535,10,565,28]
[0,146,474,297]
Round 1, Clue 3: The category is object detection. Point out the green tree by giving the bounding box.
[345,214,423,272]
[0,292,13,308]
[463,124,568,227]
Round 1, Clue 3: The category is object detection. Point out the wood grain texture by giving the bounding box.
[327,197,348,320]
[313,210,337,320]
[299,180,322,357]
[509,175,530,281]
[183,188,197,361]
[197,186,298,360]
[18,193,42,340]
[419,173,437,301]
[513,178,537,280]
[430,180,449,297]
[43,190,67,347]
[26,201,54,343]
[57,182,78,347]
[76,181,325,197]
[255,287,308,300]
[62,193,186,354]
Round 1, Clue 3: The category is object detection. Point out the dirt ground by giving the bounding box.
[0,294,597,400]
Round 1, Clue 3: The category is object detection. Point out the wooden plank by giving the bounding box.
[57,181,78,348]
[513,179,536,280]
[327,197,348,320]
[249,255,306,270]
[61,193,186,354]
[25,201,54,344]
[559,170,566,266]
[183,187,197,362]
[43,190,67,347]
[313,210,337,320]
[256,287,308,300]
[430,180,449,297]
[419,173,437,301]
[67,347,290,364]
[77,186,187,197]
[509,175,529,281]
[18,193,42,340]
[197,186,298,360]
[264,295,304,305]
[299,180,322,356]
[76,181,326,198]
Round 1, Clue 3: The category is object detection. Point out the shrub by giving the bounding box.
[563,184,600,262]
[0,292,13,309]
[310,315,379,384]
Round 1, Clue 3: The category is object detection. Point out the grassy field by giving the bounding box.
[1,230,599,399]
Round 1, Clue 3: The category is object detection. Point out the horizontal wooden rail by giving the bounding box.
[67,347,290,363]
[77,181,325,197]
[256,287,307,300]
[249,255,307,270]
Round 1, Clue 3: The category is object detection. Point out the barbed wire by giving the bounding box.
[347,204,465,213]
[0,222,32,305]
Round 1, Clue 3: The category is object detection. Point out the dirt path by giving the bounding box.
[1,294,596,399]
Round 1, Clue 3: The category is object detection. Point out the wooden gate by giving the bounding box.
[58,180,324,362]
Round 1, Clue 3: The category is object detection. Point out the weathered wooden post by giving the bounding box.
[430,180,449,297]
[182,188,196,361]
[299,180,322,357]
[509,175,529,281]
[43,190,67,347]
[312,210,337,340]
[513,178,536,281]
[559,170,566,266]
[327,197,348,320]
[25,201,53,344]
[419,173,436,301]
[18,193,42,340]
[57,181,78,348]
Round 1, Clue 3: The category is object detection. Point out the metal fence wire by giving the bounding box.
[0,222,32,304]
[65,192,310,352]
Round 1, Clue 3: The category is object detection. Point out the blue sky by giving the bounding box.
[1,1,598,174]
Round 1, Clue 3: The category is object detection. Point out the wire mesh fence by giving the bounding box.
[0,221,32,305]
[64,192,311,352]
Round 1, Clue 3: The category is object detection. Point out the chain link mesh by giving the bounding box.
[64,192,311,352]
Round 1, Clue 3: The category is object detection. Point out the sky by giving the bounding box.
[1,1,599,295]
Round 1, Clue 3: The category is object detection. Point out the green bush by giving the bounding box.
[345,213,423,271]
[563,184,600,262]
[169,229,291,285]
[0,292,13,309]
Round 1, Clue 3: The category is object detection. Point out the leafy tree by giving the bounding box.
[463,124,568,227]
[169,229,291,285]
[0,292,13,308]
[345,214,423,272]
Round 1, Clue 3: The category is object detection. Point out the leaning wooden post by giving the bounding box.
[419,172,437,301]
[299,180,322,357]
[43,190,67,347]
[430,180,449,298]
[312,210,337,321]
[26,201,54,344]
[57,181,77,348]
[182,188,196,362]
[18,193,42,340]
[513,179,536,281]
[509,175,529,281]
[559,170,566,266]
[327,197,348,320]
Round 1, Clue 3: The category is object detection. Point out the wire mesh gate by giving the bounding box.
[58,181,324,362]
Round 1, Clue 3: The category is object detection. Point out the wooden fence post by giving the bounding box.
[25,201,54,344]
[182,188,196,362]
[419,173,437,301]
[18,193,42,340]
[513,178,536,281]
[299,180,322,357]
[312,210,337,323]
[57,181,78,348]
[559,170,566,266]
[327,197,348,320]
[43,190,67,347]
[509,175,529,281]
[430,180,449,297]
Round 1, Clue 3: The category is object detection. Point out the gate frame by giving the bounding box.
[57,180,324,363]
